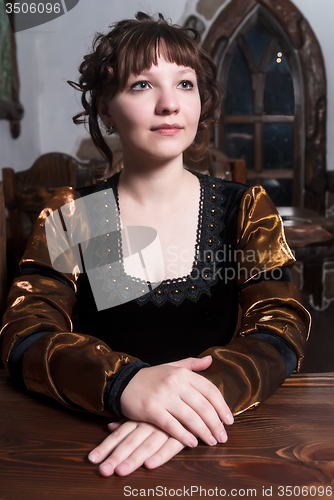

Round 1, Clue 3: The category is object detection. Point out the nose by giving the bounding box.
[155,88,180,115]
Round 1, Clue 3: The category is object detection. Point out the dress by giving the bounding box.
[0,171,310,417]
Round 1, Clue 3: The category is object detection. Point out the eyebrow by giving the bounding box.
[137,67,196,77]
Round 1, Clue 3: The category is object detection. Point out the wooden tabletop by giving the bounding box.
[277,206,334,248]
[0,370,333,500]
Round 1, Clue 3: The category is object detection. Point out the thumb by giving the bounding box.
[171,355,212,372]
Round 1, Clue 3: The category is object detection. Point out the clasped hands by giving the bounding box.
[88,355,233,476]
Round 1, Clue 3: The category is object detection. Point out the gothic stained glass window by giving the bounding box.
[245,22,272,64]
[224,124,254,170]
[264,45,294,115]
[225,48,253,116]
[222,21,295,206]
[263,123,293,170]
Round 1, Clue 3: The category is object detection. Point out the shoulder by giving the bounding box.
[235,185,295,275]
[193,171,276,219]
[37,186,80,220]
[192,171,248,212]
[21,186,85,272]
[76,172,120,199]
[195,170,248,198]
[237,185,278,217]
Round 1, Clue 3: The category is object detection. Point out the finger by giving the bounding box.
[107,421,122,431]
[145,407,198,448]
[99,424,158,476]
[167,358,233,428]
[114,429,170,476]
[172,358,234,427]
[153,369,232,444]
[180,389,229,444]
[164,396,224,446]
[170,355,212,372]
[145,437,184,469]
[188,371,234,426]
[149,398,223,448]
[88,421,138,465]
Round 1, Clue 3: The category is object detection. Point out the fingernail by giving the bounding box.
[189,438,198,448]
[88,451,99,463]
[210,435,217,446]
[99,463,113,476]
[226,413,234,425]
[219,431,228,443]
[117,463,129,474]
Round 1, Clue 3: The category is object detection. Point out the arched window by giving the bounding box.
[202,0,326,212]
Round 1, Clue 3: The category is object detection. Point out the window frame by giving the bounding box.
[202,0,327,212]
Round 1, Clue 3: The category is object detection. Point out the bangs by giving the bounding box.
[116,24,202,90]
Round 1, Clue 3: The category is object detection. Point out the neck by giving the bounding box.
[118,154,191,207]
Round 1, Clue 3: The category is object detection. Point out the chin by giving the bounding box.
[149,144,192,161]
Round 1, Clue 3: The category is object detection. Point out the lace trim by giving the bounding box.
[92,172,228,307]
[135,172,227,307]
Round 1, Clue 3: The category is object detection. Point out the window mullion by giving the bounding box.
[254,121,263,173]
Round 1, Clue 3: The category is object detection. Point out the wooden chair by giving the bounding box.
[208,148,246,184]
[2,147,240,282]
[0,182,7,321]
[2,152,108,280]
[184,147,247,184]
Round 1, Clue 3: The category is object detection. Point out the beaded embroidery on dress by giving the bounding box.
[80,171,230,308]
[131,172,228,307]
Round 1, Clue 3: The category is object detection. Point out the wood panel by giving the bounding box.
[0,371,333,499]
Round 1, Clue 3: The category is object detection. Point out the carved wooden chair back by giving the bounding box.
[2,152,105,279]
[2,148,241,281]
[183,147,246,184]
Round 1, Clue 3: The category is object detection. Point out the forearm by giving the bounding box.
[199,336,287,415]
[199,280,310,415]
[22,330,139,414]
[0,273,140,415]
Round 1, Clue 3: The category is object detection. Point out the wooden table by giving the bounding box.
[0,371,333,500]
[278,206,334,248]
[278,206,334,309]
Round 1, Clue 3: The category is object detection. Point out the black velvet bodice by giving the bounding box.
[76,172,248,365]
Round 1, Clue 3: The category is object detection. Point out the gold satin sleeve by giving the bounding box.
[199,186,311,416]
[0,186,138,416]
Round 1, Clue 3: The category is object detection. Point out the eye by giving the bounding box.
[130,80,150,91]
[177,80,194,90]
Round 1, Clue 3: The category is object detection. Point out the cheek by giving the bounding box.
[189,93,201,120]
[187,99,201,130]
[108,100,144,132]
[113,110,135,131]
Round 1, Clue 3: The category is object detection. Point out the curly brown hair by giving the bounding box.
[70,12,220,175]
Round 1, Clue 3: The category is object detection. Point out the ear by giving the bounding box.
[96,95,114,127]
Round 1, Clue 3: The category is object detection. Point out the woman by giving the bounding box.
[0,13,310,477]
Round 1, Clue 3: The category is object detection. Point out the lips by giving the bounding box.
[151,123,183,135]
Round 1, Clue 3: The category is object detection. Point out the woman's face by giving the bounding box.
[98,55,201,166]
